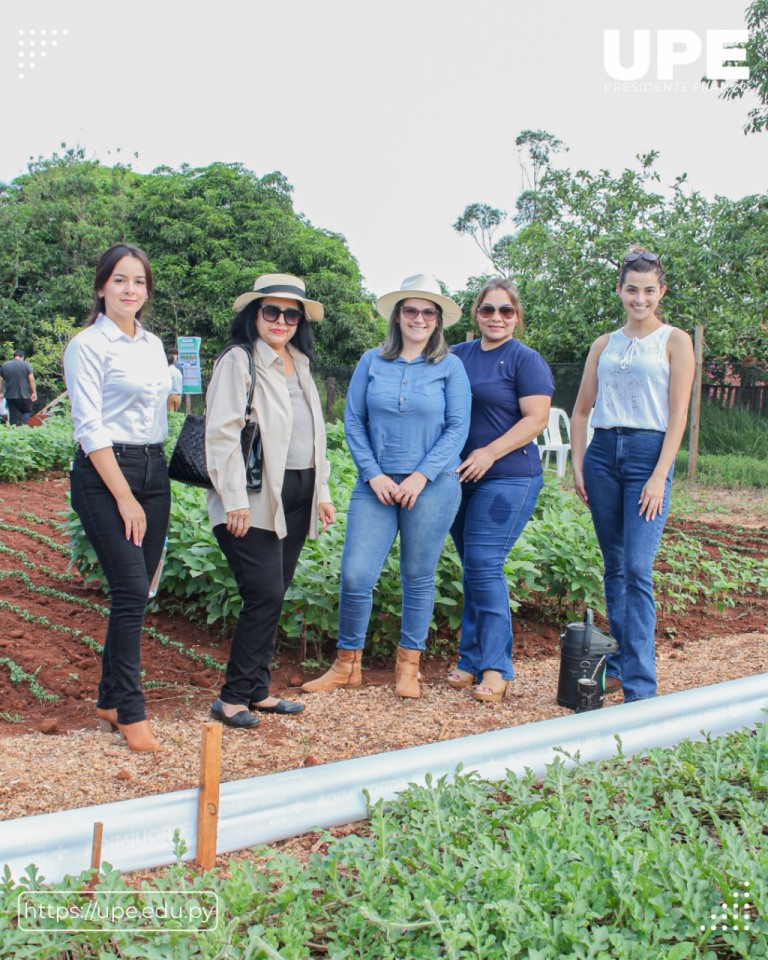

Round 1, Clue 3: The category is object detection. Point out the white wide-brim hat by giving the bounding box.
[233,273,324,321]
[376,273,462,327]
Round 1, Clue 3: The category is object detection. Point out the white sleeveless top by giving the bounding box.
[591,326,672,431]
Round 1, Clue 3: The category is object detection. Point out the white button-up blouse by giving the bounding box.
[64,314,171,454]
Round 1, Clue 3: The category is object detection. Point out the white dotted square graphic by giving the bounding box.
[700,881,755,935]
[17,28,69,80]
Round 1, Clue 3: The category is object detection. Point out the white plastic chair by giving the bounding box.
[538,407,572,476]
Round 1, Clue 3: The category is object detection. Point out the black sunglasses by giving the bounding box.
[623,251,661,264]
[260,303,304,326]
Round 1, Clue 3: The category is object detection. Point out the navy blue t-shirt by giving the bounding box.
[452,338,554,478]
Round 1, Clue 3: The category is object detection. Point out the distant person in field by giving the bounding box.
[64,243,171,753]
[167,351,183,411]
[448,279,553,703]
[571,246,695,703]
[0,349,36,425]
[302,274,470,699]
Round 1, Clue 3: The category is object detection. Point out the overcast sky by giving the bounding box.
[1,0,765,300]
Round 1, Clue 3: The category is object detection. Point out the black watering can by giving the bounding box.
[556,609,619,712]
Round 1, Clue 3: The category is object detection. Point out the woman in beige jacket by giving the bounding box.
[205,274,335,728]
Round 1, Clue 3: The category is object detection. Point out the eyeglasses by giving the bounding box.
[260,303,304,326]
[623,251,661,265]
[400,305,440,321]
[477,304,516,319]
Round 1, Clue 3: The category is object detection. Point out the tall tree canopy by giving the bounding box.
[452,135,768,364]
[704,0,768,135]
[0,148,382,384]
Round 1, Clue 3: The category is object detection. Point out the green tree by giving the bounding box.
[0,151,379,387]
[453,134,768,364]
[704,0,768,134]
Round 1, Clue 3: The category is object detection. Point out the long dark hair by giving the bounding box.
[89,244,155,324]
[230,300,317,366]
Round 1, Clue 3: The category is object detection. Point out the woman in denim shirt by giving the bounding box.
[303,275,470,698]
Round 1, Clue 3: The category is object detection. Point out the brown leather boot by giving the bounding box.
[394,647,422,699]
[116,720,163,752]
[302,650,362,693]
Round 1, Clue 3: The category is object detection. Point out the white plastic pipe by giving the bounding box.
[2,673,766,883]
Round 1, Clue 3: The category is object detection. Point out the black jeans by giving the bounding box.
[70,444,171,724]
[214,468,314,705]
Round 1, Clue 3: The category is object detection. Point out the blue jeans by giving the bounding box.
[338,472,462,651]
[70,444,171,724]
[450,474,543,681]
[583,428,673,702]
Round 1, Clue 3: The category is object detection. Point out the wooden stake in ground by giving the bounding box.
[90,821,104,871]
[196,721,223,870]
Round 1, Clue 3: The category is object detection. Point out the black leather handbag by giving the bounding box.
[168,344,262,492]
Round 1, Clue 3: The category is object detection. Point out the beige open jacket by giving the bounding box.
[205,338,331,540]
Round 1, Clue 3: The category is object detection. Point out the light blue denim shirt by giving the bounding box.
[344,348,471,482]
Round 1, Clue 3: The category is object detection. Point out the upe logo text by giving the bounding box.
[604,30,749,81]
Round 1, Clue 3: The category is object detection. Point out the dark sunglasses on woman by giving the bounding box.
[477,304,516,319]
[260,304,304,326]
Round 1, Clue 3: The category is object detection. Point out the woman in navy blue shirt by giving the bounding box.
[303,275,470,698]
[450,279,553,702]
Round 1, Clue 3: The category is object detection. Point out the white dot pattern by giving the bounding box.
[17,27,68,80]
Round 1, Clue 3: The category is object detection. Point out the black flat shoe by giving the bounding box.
[249,699,306,715]
[210,699,261,728]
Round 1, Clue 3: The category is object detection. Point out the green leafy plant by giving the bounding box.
[1,722,765,957]
[0,657,58,703]
[59,418,768,658]
[0,414,75,482]
[0,712,23,723]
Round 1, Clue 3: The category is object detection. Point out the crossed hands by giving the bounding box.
[369,472,428,510]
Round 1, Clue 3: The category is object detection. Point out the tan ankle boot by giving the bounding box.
[302,650,362,693]
[394,647,422,699]
[96,707,118,732]
[116,720,163,752]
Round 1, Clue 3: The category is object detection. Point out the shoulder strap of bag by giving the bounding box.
[215,342,256,420]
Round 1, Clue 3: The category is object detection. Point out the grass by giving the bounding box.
[678,402,768,488]
[683,401,768,459]
[676,451,768,489]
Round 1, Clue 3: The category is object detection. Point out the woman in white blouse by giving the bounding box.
[64,244,171,752]
[205,274,335,729]
[571,247,694,703]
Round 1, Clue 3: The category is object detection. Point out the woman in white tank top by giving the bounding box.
[570,248,695,703]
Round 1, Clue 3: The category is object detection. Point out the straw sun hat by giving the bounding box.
[375,274,461,327]
[232,273,324,321]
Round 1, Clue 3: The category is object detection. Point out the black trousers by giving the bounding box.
[7,397,32,426]
[70,445,171,723]
[213,468,314,705]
